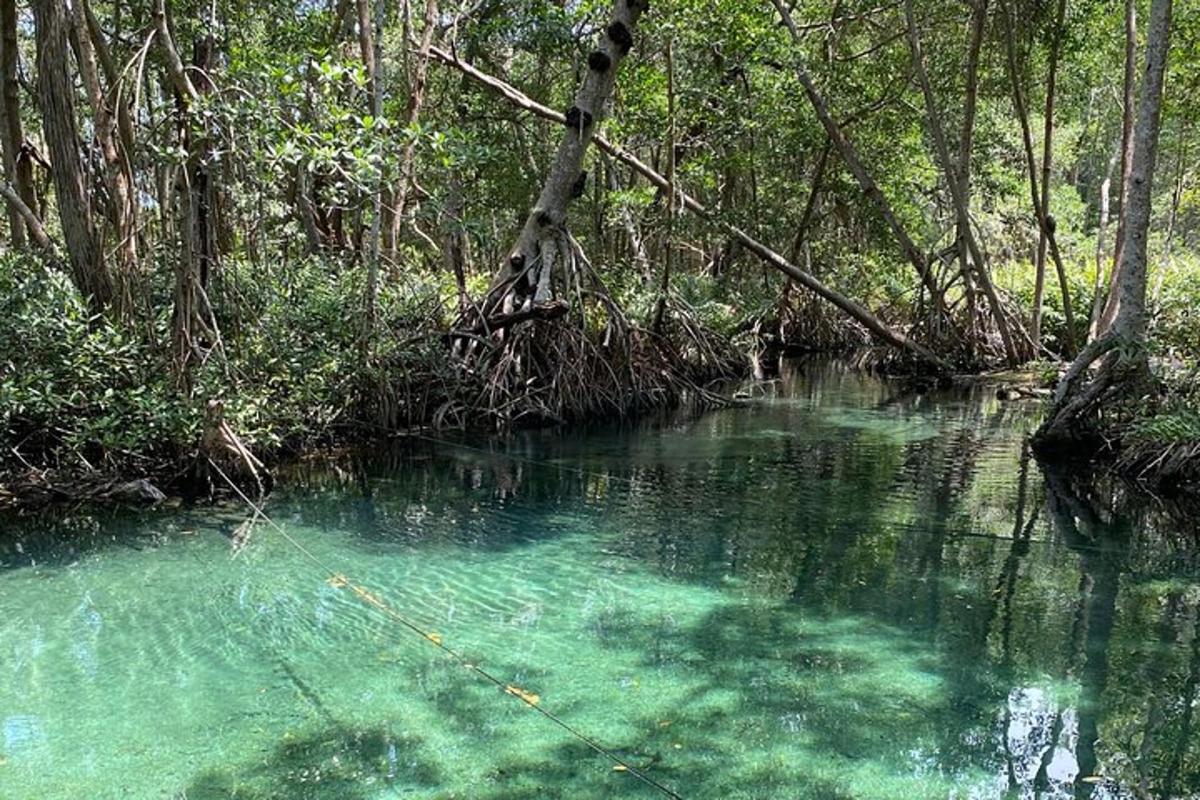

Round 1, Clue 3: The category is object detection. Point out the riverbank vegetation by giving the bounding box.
[1,0,1199,503]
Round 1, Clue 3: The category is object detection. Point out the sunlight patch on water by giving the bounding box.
[2,359,1198,799]
[820,408,941,443]
[0,521,1001,799]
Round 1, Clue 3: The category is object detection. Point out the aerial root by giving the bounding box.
[441,256,745,429]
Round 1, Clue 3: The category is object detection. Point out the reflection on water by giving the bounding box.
[1,359,1198,799]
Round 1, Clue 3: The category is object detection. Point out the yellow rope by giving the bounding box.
[207,458,685,799]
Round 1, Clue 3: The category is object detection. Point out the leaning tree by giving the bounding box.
[445,0,719,427]
[1034,0,1174,450]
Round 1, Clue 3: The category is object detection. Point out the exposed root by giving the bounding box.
[1117,437,1200,487]
[443,291,743,430]
[1034,334,1148,452]
[201,398,271,495]
[431,225,747,430]
[757,283,871,354]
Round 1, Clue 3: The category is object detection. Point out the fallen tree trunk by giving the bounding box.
[429,46,949,372]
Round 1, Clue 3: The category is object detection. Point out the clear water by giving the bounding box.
[2,360,1199,800]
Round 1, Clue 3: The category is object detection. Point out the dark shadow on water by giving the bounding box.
[182,725,438,799]
[6,358,1200,798]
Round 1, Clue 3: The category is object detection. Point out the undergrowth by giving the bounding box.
[0,252,747,490]
[0,254,424,477]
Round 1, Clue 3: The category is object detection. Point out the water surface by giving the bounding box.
[2,360,1199,799]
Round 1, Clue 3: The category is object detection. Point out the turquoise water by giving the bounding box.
[2,361,1199,799]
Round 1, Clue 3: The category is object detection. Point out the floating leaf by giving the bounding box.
[505,685,541,706]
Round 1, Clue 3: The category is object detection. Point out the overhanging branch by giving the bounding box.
[428,46,948,371]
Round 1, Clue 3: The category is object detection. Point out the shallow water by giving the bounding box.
[2,360,1199,799]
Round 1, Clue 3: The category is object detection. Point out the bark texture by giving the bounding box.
[33,0,112,309]
[486,0,647,311]
[1035,0,1173,449]
[1097,0,1140,336]
[0,0,37,246]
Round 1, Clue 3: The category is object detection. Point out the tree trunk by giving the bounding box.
[482,0,647,313]
[1099,0,1139,334]
[83,0,136,160]
[1088,138,1119,339]
[1035,0,1172,449]
[72,0,138,305]
[604,153,651,280]
[1002,0,1076,356]
[1030,0,1075,354]
[904,0,1020,365]
[442,164,470,312]
[361,0,383,327]
[651,39,675,334]
[32,0,112,310]
[155,0,222,373]
[354,0,377,110]
[431,45,949,370]
[789,142,828,264]
[381,0,437,268]
[188,35,217,291]
[440,39,480,314]
[0,178,54,257]
[771,0,951,340]
[955,0,988,331]
[1152,127,1187,305]
[0,0,37,246]
[296,163,324,255]
[1107,0,1171,346]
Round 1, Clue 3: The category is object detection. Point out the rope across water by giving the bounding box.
[207,458,686,800]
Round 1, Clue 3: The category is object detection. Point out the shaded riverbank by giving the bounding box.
[6,353,1199,514]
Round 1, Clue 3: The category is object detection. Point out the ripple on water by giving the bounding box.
[0,359,1197,799]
